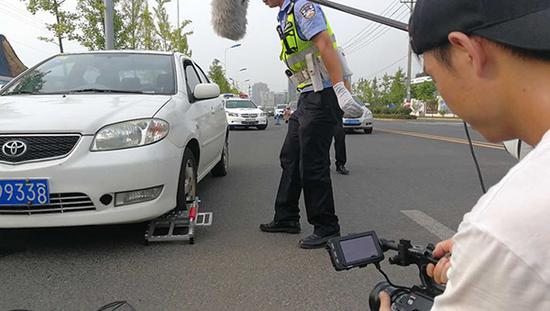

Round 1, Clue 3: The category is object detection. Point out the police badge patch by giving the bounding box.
[300,3,316,19]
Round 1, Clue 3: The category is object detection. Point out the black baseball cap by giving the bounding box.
[409,0,550,54]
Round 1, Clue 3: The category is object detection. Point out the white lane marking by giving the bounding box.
[401,210,457,240]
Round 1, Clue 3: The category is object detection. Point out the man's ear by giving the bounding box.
[448,32,487,77]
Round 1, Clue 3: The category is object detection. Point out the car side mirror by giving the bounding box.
[194,83,220,100]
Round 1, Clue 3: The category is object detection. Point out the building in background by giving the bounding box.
[273,92,288,107]
[252,82,269,107]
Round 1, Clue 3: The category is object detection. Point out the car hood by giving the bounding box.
[0,94,172,135]
[226,108,263,114]
[343,107,373,121]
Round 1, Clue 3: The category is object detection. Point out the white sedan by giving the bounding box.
[0,51,228,228]
[224,98,268,130]
[343,96,374,134]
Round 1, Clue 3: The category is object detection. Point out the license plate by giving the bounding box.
[0,179,50,206]
[244,119,256,122]
[344,120,361,125]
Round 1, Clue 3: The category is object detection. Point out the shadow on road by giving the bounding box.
[0,223,146,257]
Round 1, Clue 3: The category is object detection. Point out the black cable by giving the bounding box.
[375,263,411,292]
[463,122,487,194]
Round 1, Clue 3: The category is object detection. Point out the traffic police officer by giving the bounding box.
[260,0,363,248]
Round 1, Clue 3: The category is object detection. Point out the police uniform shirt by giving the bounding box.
[277,0,333,92]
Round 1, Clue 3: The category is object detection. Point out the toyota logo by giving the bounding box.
[2,140,28,158]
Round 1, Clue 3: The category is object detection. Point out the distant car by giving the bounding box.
[0,51,228,228]
[224,98,268,130]
[343,96,374,134]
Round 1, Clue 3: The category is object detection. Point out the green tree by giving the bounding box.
[120,0,145,50]
[139,3,159,50]
[412,81,438,113]
[208,59,237,94]
[154,0,172,51]
[22,0,77,53]
[74,0,126,50]
[171,20,193,56]
[387,68,406,105]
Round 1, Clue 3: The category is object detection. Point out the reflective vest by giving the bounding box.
[278,0,337,90]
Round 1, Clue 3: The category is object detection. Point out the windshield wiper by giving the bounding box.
[67,88,148,94]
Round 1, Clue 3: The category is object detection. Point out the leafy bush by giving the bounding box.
[374,114,417,120]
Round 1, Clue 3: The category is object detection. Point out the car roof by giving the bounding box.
[52,50,195,62]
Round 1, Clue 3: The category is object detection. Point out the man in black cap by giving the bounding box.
[377,0,550,310]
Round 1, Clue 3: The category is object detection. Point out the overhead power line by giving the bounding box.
[343,3,406,51]
[346,9,409,55]
[340,0,400,48]
[367,55,408,79]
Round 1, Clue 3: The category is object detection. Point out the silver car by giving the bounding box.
[343,96,374,134]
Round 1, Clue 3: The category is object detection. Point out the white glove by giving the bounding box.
[333,82,364,118]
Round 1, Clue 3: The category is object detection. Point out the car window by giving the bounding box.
[194,63,210,83]
[0,53,175,95]
[226,100,257,109]
[184,61,201,101]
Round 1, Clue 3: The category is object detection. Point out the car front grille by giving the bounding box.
[0,135,80,164]
[0,193,95,215]
[241,113,258,118]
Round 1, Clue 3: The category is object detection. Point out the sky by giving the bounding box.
[0,0,422,93]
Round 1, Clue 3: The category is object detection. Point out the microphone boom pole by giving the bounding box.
[309,0,409,32]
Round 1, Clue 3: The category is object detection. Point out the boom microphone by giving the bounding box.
[211,0,249,41]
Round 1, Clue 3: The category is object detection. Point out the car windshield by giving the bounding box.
[226,100,256,109]
[0,53,175,96]
[352,96,368,107]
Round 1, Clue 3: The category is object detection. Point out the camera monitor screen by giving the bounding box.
[340,234,381,264]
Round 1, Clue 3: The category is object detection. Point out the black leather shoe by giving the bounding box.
[336,164,350,175]
[299,232,341,249]
[259,221,301,234]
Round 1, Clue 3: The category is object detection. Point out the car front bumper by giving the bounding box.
[227,116,268,126]
[342,118,374,130]
[0,136,182,228]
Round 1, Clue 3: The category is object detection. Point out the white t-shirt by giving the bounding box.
[432,130,550,310]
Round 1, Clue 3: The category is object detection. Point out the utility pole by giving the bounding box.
[104,0,115,50]
[401,0,415,105]
[177,0,180,27]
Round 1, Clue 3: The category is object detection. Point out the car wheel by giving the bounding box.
[258,124,267,130]
[176,148,197,211]
[211,135,229,177]
[364,128,373,134]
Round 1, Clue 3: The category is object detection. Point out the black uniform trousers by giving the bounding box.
[273,88,341,236]
[333,118,347,166]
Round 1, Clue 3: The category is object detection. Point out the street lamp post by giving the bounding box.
[236,68,248,92]
[224,43,242,75]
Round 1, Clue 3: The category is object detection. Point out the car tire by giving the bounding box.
[258,124,267,130]
[211,135,229,177]
[364,128,373,134]
[176,147,198,211]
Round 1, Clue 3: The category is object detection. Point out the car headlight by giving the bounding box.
[91,118,169,151]
[227,112,238,117]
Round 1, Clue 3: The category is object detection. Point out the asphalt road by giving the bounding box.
[0,119,516,311]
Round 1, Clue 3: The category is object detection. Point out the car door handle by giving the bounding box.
[210,107,216,114]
